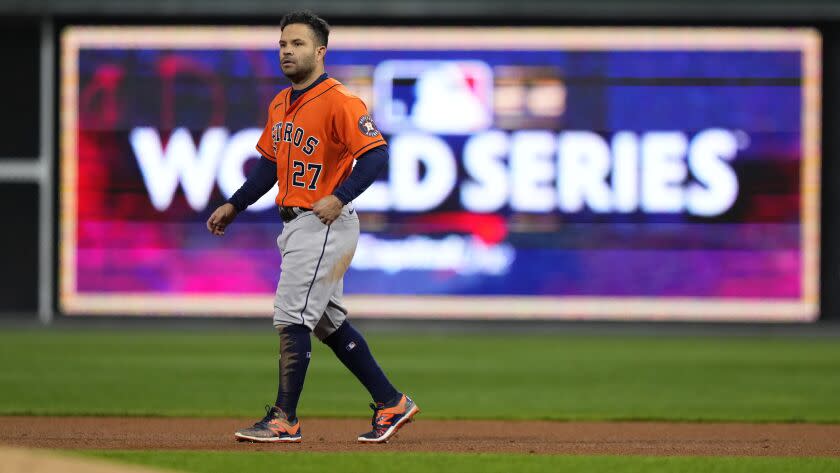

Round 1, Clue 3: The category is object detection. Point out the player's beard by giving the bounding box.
[282,52,317,84]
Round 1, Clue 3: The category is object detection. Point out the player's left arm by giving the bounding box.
[312,97,387,225]
[312,145,387,224]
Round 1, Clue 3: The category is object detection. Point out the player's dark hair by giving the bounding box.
[280,10,330,47]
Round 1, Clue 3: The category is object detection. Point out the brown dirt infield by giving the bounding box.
[2,416,840,456]
[0,447,173,473]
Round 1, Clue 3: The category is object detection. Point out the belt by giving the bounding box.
[279,206,312,223]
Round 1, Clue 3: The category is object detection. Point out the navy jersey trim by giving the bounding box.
[257,144,275,161]
[352,139,386,158]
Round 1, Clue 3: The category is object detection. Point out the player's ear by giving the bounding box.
[316,45,326,61]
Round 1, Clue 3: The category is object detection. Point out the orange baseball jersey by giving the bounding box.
[255,78,386,208]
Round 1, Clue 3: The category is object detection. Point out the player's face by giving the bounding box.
[279,24,325,83]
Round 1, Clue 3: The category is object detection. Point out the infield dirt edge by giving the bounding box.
[2,416,839,457]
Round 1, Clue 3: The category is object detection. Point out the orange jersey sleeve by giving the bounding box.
[255,93,287,162]
[263,79,385,208]
[332,97,387,158]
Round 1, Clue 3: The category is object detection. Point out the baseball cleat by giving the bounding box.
[234,405,302,443]
[358,394,420,444]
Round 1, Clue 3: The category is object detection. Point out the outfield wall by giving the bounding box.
[1,8,839,323]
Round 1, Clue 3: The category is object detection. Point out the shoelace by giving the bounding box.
[254,404,278,428]
[369,402,396,433]
[368,403,385,430]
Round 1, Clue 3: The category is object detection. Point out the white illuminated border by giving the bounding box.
[60,27,821,321]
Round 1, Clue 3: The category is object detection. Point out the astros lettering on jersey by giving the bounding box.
[256,77,386,208]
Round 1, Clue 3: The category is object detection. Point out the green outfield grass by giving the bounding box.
[1,329,838,421]
[79,450,840,473]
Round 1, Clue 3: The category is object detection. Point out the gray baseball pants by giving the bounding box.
[273,204,359,341]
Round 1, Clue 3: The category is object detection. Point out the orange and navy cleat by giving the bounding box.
[234,405,302,443]
[357,394,420,443]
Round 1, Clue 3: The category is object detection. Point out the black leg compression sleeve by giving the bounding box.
[275,324,311,421]
[322,321,399,405]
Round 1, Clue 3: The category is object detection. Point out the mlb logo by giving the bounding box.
[372,60,494,135]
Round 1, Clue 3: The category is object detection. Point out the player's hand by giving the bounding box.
[312,195,344,225]
[206,203,238,236]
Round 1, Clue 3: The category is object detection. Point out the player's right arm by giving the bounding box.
[206,202,238,236]
[206,99,279,236]
[206,155,278,236]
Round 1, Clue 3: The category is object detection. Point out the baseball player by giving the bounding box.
[206,10,419,444]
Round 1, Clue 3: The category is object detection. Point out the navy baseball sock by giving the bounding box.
[275,324,312,421]
[322,321,400,405]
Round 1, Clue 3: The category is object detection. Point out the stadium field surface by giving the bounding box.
[1,329,838,471]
